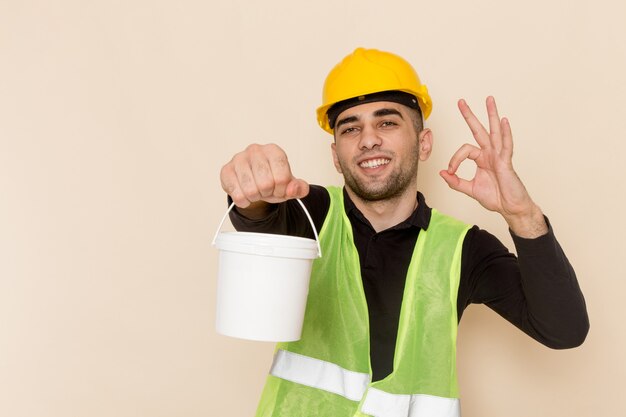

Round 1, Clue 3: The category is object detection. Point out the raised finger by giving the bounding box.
[486,96,503,152]
[500,117,514,160]
[446,143,482,175]
[458,99,490,148]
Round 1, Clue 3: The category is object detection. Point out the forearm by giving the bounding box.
[232,200,274,220]
[227,197,286,234]
[510,219,589,348]
[461,222,589,349]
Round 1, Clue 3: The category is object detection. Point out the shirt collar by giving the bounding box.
[342,187,432,231]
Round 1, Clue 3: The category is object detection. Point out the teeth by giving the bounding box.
[360,158,390,168]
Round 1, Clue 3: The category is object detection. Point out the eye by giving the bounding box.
[340,126,359,135]
[380,120,397,128]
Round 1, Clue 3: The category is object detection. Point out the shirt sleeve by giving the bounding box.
[457,217,589,349]
[227,185,330,239]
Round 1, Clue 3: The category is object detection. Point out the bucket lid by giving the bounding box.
[215,231,320,259]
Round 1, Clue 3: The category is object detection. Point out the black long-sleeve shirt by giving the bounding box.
[229,185,589,381]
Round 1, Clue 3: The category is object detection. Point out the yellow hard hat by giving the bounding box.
[316,47,433,134]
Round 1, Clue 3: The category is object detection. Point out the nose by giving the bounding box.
[358,125,382,150]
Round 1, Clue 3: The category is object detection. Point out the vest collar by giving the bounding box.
[341,187,433,231]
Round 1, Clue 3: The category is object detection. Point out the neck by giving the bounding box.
[346,186,418,232]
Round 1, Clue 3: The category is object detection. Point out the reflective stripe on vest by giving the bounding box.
[361,387,460,417]
[270,349,370,402]
[270,349,460,417]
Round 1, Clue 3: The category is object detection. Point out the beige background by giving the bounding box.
[1,0,624,416]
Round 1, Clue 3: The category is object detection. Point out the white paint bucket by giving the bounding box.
[212,199,322,342]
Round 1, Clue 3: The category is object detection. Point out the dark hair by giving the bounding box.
[327,90,422,132]
[408,106,424,134]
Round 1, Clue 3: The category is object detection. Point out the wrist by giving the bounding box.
[503,204,548,238]
[233,200,274,220]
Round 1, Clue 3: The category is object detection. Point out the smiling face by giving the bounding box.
[331,101,432,203]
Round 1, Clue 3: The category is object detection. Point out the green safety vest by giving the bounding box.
[256,186,471,417]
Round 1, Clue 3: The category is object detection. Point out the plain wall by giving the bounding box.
[1,1,624,416]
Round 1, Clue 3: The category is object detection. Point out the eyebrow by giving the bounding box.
[335,115,359,130]
[373,108,404,119]
[335,108,404,131]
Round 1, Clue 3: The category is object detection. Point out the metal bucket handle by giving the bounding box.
[212,199,322,258]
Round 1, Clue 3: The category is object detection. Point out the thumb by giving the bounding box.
[285,178,310,200]
[439,170,457,188]
[439,170,472,197]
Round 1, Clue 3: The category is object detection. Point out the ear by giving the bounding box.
[331,142,343,174]
[418,128,433,161]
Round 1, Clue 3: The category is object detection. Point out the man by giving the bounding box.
[219,48,589,417]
